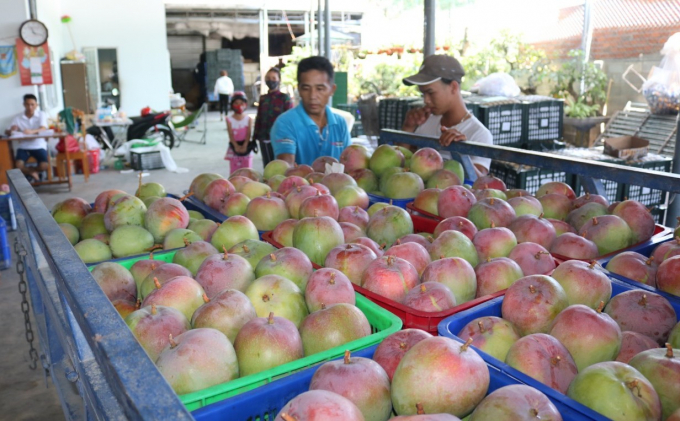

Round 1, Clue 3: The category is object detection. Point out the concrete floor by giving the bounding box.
[1,110,261,419]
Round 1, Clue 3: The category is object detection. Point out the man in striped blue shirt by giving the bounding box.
[271,56,350,166]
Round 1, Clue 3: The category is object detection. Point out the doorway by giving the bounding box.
[98,49,120,109]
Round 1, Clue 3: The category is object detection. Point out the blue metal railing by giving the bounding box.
[9,169,192,420]
[380,128,680,201]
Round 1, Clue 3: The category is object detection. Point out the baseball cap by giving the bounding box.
[403,54,465,86]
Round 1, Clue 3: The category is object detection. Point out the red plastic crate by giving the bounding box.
[406,202,443,221]
[261,220,508,335]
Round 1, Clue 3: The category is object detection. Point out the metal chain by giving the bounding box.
[15,237,38,370]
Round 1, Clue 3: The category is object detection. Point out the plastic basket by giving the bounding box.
[618,156,672,207]
[182,192,227,223]
[367,192,413,209]
[522,99,564,142]
[130,150,164,171]
[0,216,10,270]
[0,194,17,231]
[378,97,420,131]
[551,224,673,263]
[192,343,601,421]
[438,276,680,421]
[572,176,620,204]
[262,215,506,335]
[489,160,573,196]
[479,103,525,146]
[89,250,402,410]
[650,207,667,225]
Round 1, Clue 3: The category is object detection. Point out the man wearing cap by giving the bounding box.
[402,55,492,177]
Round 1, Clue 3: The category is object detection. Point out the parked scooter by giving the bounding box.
[126,108,175,149]
[87,107,176,151]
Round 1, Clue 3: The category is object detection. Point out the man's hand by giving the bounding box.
[439,126,467,147]
[402,107,431,132]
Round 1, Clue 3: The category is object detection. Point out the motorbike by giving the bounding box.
[87,108,176,151]
[126,108,175,149]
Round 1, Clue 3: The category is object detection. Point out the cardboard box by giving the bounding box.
[604,136,649,160]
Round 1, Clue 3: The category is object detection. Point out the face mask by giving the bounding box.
[232,104,246,114]
[265,80,279,90]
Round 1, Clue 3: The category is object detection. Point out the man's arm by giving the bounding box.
[270,116,297,164]
[398,107,431,152]
[277,153,295,165]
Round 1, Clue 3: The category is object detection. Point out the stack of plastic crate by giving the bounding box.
[378,97,420,131]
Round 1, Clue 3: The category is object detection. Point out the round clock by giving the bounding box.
[19,20,49,47]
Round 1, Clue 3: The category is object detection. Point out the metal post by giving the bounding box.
[667,119,680,227]
[424,0,436,57]
[310,3,316,56]
[317,0,323,56]
[259,8,269,96]
[324,0,331,60]
[304,11,310,53]
[580,0,594,93]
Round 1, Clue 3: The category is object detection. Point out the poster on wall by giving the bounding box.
[0,46,17,78]
[16,38,52,86]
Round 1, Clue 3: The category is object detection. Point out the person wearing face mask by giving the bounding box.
[224,92,257,174]
[253,67,294,167]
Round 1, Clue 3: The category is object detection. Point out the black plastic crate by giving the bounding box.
[130,150,164,171]
[489,160,573,196]
[649,207,667,226]
[619,156,672,206]
[572,176,620,204]
[479,103,525,146]
[378,97,419,131]
[522,99,564,142]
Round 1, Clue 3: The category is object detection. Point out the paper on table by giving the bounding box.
[9,129,55,138]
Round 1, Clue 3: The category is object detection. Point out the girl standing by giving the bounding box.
[224,92,255,174]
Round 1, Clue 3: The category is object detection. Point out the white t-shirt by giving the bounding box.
[9,109,49,150]
[214,76,234,96]
[414,114,492,171]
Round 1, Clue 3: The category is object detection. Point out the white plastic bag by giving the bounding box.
[642,32,680,115]
[475,73,521,97]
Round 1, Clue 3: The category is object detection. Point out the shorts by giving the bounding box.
[16,148,48,164]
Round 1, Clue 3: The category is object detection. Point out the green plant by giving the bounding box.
[564,96,600,119]
[551,49,608,118]
[457,30,551,93]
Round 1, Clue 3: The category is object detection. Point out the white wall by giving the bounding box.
[0,1,37,131]
[56,0,171,114]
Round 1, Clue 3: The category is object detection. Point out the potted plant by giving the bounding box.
[551,50,610,147]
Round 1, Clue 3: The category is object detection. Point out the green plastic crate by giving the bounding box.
[88,250,402,411]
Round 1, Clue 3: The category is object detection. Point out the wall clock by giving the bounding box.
[20,20,49,47]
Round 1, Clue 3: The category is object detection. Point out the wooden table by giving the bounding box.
[0,133,69,187]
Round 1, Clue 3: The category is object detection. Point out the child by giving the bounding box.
[224,92,256,174]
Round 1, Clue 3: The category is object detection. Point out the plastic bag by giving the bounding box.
[475,73,521,97]
[642,32,680,115]
[56,135,80,153]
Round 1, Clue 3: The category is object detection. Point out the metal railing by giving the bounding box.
[9,169,192,420]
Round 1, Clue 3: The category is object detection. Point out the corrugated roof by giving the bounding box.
[538,0,680,42]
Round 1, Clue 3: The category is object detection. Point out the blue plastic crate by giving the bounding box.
[438,277,680,421]
[0,194,16,231]
[367,192,412,209]
[598,234,674,268]
[174,193,226,223]
[192,343,598,420]
[0,216,10,270]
